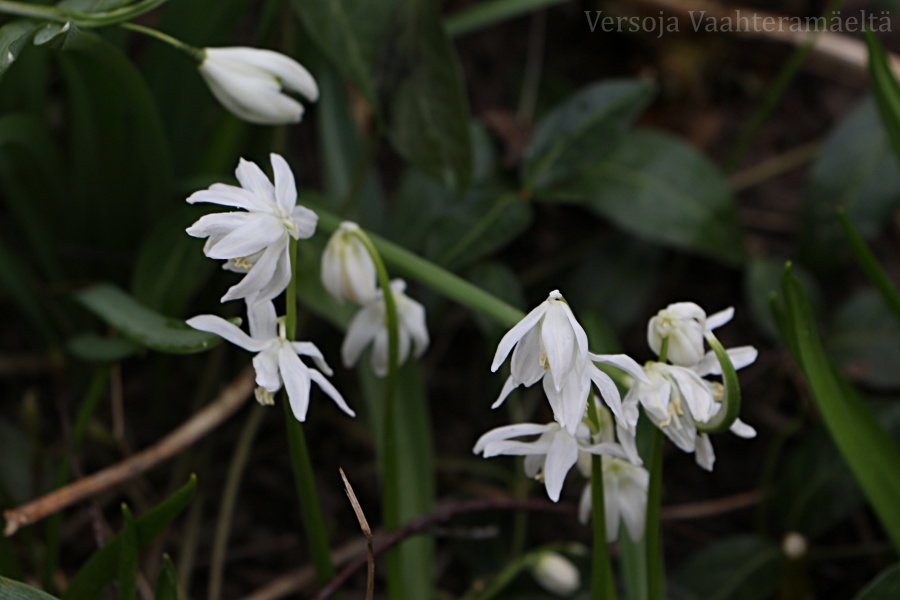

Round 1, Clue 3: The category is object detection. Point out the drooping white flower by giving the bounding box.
[530,552,581,596]
[320,222,377,305]
[647,302,734,367]
[187,301,354,422]
[186,154,317,303]
[577,456,649,543]
[473,422,628,502]
[199,47,319,125]
[341,279,429,377]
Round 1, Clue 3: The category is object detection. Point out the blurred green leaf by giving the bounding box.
[0,21,39,78]
[866,33,900,168]
[56,0,135,11]
[465,261,525,342]
[74,283,226,354]
[524,79,657,190]
[781,265,900,552]
[62,475,197,600]
[33,22,77,48]
[361,361,434,600]
[838,208,900,324]
[543,130,743,265]
[153,555,179,600]
[745,257,820,342]
[854,562,900,600]
[66,333,140,362]
[802,97,900,269]
[828,289,900,389]
[777,428,862,539]
[118,506,138,600]
[0,238,54,342]
[0,420,36,506]
[675,536,780,600]
[131,206,217,316]
[0,578,59,599]
[446,0,571,37]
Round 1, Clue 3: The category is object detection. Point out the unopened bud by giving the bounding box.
[531,552,580,596]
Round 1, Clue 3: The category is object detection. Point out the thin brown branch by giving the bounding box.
[339,468,374,600]
[3,366,255,537]
[660,490,762,521]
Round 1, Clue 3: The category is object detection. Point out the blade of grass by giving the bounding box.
[837,208,900,322]
[445,0,571,38]
[865,32,900,168]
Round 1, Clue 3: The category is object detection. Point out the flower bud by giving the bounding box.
[320,222,378,305]
[530,552,581,596]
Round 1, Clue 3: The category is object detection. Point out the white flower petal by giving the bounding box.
[204,214,284,260]
[589,353,649,384]
[186,211,250,239]
[510,327,545,387]
[578,483,592,525]
[541,301,576,391]
[278,345,312,422]
[342,303,382,368]
[491,376,519,409]
[291,341,331,375]
[491,301,547,372]
[221,239,285,303]
[290,204,318,239]
[235,157,276,204]
[729,418,757,438]
[543,430,579,502]
[706,307,734,330]
[252,346,281,391]
[186,183,268,212]
[695,433,715,471]
[247,300,277,339]
[186,314,267,352]
[473,423,553,454]
[270,153,297,216]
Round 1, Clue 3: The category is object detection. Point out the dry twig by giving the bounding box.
[339,467,374,600]
[3,366,255,537]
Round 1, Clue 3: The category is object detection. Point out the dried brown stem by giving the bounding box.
[3,366,255,537]
[339,468,373,600]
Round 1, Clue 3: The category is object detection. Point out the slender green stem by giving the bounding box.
[353,228,405,597]
[0,0,169,27]
[283,237,336,588]
[208,404,266,600]
[657,337,669,364]
[646,428,665,600]
[591,455,615,600]
[119,22,203,61]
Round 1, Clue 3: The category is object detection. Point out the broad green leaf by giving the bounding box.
[33,22,77,48]
[854,562,900,600]
[293,0,396,109]
[776,428,863,539]
[74,283,226,354]
[0,21,38,78]
[131,206,217,316]
[153,555,179,600]
[446,0,571,38]
[118,506,138,600]
[865,33,900,168]
[67,333,140,363]
[524,78,657,190]
[828,289,900,389]
[387,0,472,190]
[802,97,900,268]
[543,130,743,265]
[0,578,59,599]
[781,265,900,552]
[62,475,197,600]
[675,536,780,600]
[361,361,434,600]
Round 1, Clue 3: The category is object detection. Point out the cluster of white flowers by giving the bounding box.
[475,295,755,541]
[184,154,358,422]
[320,222,430,377]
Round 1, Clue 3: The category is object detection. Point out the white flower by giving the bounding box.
[186,154,318,303]
[473,422,628,502]
[320,222,377,305]
[187,301,354,422]
[577,457,649,543]
[647,302,734,367]
[530,552,581,596]
[341,279,429,377]
[199,47,319,125]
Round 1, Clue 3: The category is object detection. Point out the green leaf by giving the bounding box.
[838,208,900,323]
[854,562,900,600]
[131,206,217,316]
[675,536,780,600]
[153,555,179,600]
[118,506,138,600]
[524,78,657,190]
[66,333,140,363]
[74,283,226,354]
[387,0,473,190]
[745,257,820,342]
[782,265,900,552]
[827,289,900,389]
[361,361,434,600]
[0,236,54,342]
[62,475,197,600]
[542,130,743,265]
[0,21,39,79]
[56,0,135,11]
[445,0,571,38]
[802,96,900,268]
[866,33,900,168]
[0,578,60,599]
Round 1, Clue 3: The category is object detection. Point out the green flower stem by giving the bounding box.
[313,208,525,328]
[352,228,406,598]
[283,238,336,588]
[119,22,203,61]
[0,0,169,27]
[695,332,741,434]
[587,398,616,600]
[645,428,665,600]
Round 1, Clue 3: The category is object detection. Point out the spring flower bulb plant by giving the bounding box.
[320,221,378,305]
[187,301,354,422]
[342,279,430,376]
[186,154,318,303]
[198,47,319,125]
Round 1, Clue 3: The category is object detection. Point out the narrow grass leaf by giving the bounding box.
[153,555,179,600]
[0,578,60,599]
[782,265,900,552]
[118,505,138,600]
[838,208,900,323]
[865,32,900,168]
[446,0,571,38]
[854,562,900,599]
[62,475,197,600]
